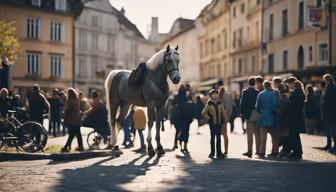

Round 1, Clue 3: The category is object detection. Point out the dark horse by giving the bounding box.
[105,45,181,157]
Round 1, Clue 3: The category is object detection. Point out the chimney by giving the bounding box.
[120,7,125,15]
[151,17,159,37]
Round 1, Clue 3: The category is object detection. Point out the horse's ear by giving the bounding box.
[166,45,170,52]
[175,45,179,51]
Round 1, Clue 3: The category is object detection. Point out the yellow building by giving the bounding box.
[262,0,336,81]
[0,0,81,94]
[197,0,231,89]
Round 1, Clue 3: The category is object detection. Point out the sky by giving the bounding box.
[109,0,212,38]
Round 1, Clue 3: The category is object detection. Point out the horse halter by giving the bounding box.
[164,51,179,75]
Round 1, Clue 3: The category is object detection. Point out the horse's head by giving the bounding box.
[164,45,181,84]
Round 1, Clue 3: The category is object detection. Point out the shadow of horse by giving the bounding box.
[52,154,160,191]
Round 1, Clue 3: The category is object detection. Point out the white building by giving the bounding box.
[75,0,155,95]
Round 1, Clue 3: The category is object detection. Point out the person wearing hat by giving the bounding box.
[202,89,228,159]
[27,84,50,125]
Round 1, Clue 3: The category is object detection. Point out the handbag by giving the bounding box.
[249,109,260,122]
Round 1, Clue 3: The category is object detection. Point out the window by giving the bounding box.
[31,0,41,6]
[92,34,98,50]
[211,38,215,53]
[26,18,39,39]
[79,32,87,48]
[50,21,62,41]
[319,43,328,64]
[257,0,261,5]
[316,0,322,7]
[55,0,67,11]
[224,32,227,49]
[238,59,242,74]
[252,56,256,73]
[78,56,87,77]
[91,57,98,78]
[233,31,236,48]
[255,21,259,41]
[298,1,304,30]
[269,14,274,40]
[205,40,209,55]
[27,52,40,75]
[217,34,221,51]
[308,46,313,66]
[283,50,288,70]
[241,3,245,14]
[233,6,236,18]
[200,43,203,57]
[268,54,274,73]
[238,28,243,47]
[50,54,63,78]
[92,16,98,27]
[282,9,288,36]
[108,36,115,53]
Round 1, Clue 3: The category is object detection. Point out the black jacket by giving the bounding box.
[0,64,11,89]
[28,92,50,120]
[322,83,336,122]
[289,89,306,133]
[305,93,318,119]
[240,87,258,119]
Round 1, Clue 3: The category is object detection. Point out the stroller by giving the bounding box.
[83,105,111,150]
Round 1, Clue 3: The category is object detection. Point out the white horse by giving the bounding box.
[105,45,181,157]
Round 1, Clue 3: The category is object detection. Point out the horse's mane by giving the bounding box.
[146,49,166,70]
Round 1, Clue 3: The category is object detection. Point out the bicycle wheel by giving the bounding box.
[87,131,110,150]
[17,122,47,153]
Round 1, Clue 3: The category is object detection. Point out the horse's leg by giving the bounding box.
[155,105,165,156]
[147,105,156,157]
[108,102,119,149]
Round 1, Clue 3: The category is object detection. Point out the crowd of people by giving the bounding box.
[168,73,336,160]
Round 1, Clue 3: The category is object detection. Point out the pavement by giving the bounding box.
[0,119,336,192]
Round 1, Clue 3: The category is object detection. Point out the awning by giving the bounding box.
[199,78,219,86]
[230,76,249,82]
[197,85,212,92]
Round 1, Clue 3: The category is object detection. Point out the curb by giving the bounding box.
[0,150,122,162]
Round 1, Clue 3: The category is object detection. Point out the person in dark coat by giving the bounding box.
[178,95,195,153]
[321,74,336,152]
[27,84,50,124]
[277,84,291,158]
[315,81,326,134]
[0,88,10,118]
[61,88,83,152]
[171,84,188,150]
[48,89,63,136]
[195,95,205,134]
[287,78,305,159]
[240,76,260,158]
[0,57,11,90]
[304,84,319,134]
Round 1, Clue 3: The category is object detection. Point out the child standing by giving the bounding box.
[202,89,228,159]
[133,106,147,152]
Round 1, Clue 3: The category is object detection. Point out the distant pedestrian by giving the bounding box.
[133,106,147,152]
[171,84,188,150]
[321,74,336,152]
[27,84,50,125]
[195,95,205,134]
[179,95,196,153]
[287,78,305,159]
[277,84,291,157]
[202,89,228,159]
[241,76,260,158]
[304,84,319,134]
[219,86,232,155]
[0,57,11,90]
[256,80,278,158]
[0,88,10,118]
[48,89,63,136]
[62,88,84,152]
[122,107,135,148]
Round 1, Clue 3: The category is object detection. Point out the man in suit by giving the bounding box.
[0,57,11,90]
[240,76,260,158]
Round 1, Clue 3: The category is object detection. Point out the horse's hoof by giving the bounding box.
[157,146,165,156]
[148,147,155,157]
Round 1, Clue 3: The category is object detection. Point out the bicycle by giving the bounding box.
[87,127,111,150]
[0,109,48,153]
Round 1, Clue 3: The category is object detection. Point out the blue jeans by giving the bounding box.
[138,129,145,147]
[123,125,131,143]
[210,124,222,155]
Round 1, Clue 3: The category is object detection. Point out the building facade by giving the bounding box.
[161,18,200,91]
[262,0,336,82]
[0,0,82,94]
[75,0,156,94]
